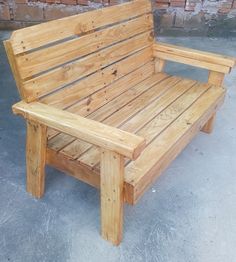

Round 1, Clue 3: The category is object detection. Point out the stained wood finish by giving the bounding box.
[13,101,146,160]
[46,76,225,204]
[26,120,47,198]
[100,150,124,245]
[16,14,153,79]
[153,42,236,70]
[23,31,153,101]
[154,58,166,72]
[208,71,225,85]
[10,0,151,54]
[201,113,216,134]
[201,70,225,133]
[5,0,235,246]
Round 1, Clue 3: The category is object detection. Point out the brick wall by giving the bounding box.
[153,0,236,36]
[0,0,236,36]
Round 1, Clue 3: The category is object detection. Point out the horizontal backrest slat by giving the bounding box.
[16,14,153,79]
[40,47,154,109]
[23,31,153,101]
[5,0,155,102]
[10,0,151,55]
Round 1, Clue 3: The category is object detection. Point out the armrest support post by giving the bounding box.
[154,58,166,73]
[208,71,225,86]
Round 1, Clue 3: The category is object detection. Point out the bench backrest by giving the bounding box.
[5,0,154,105]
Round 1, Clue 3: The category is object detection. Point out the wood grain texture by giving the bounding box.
[153,42,236,68]
[201,71,225,133]
[16,14,153,79]
[153,50,231,74]
[125,85,225,203]
[41,48,154,109]
[10,0,151,54]
[12,101,145,160]
[3,40,25,99]
[26,120,47,198]
[100,150,124,245]
[23,31,153,101]
[208,71,225,85]
[155,58,166,72]
[201,113,216,134]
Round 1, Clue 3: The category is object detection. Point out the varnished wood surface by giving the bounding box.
[45,73,226,204]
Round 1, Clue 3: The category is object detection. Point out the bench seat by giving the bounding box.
[46,72,225,204]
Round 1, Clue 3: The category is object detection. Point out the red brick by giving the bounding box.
[0,4,10,20]
[155,3,169,8]
[13,3,44,21]
[15,0,28,3]
[44,4,77,20]
[61,0,77,4]
[77,0,89,5]
[46,0,56,4]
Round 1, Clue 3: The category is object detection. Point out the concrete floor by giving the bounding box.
[0,32,236,262]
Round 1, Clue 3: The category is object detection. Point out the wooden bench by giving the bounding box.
[4,0,235,245]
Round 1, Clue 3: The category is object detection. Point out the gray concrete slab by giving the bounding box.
[0,33,236,262]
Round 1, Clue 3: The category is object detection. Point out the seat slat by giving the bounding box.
[49,62,157,157]
[23,31,153,101]
[74,73,171,120]
[62,74,175,160]
[49,72,169,156]
[10,0,151,54]
[125,85,225,203]
[46,74,225,204]
[78,79,204,169]
[16,14,153,79]
[76,76,182,166]
[47,61,156,151]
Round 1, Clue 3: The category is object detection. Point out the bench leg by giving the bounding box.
[26,120,47,198]
[100,149,124,245]
[201,113,216,134]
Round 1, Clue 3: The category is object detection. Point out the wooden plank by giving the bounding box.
[23,31,153,101]
[10,0,151,54]
[153,50,231,74]
[125,85,225,203]
[48,61,155,155]
[155,58,166,72]
[208,71,225,85]
[65,74,171,161]
[16,14,153,78]
[13,101,146,160]
[77,76,182,167]
[80,73,171,121]
[154,42,236,68]
[41,47,154,109]
[80,80,206,169]
[46,146,134,205]
[121,78,197,133]
[46,148,100,188]
[26,120,47,198]
[3,40,25,99]
[100,149,124,245]
[201,113,216,134]
[201,71,225,133]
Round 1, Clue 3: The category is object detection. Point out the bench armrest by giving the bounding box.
[153,42,236,74]
[12,101,146,160]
